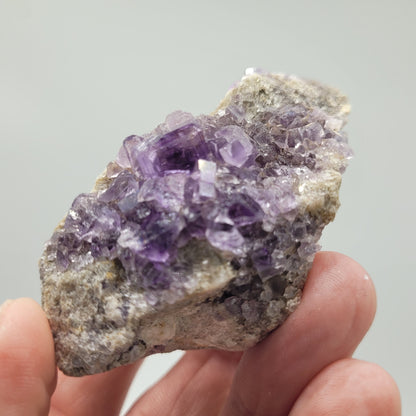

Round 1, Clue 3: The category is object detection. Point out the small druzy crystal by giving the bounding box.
[40,70,351,376]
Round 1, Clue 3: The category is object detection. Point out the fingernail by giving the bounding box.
[0,300,13,323]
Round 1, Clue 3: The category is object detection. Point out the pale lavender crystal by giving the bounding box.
[217,126,255,167]
[40,70,351,376]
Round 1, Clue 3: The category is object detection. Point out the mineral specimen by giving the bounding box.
[40,69,351,376]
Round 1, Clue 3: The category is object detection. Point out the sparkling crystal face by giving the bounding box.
[44,73,350,300]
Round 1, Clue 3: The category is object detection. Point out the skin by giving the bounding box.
[0,252,401,415]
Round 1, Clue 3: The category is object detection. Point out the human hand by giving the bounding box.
[0,252,401,415]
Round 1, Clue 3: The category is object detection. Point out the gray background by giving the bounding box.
[1,0,414,414]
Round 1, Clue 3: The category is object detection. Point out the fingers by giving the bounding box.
[50,360,141,416]
[289,358,401,416]
[127,350,242,416]
[0,298,57,415]
[0,298,140,416]
[220,251,377,416]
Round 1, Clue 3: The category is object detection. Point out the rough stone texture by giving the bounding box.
[40,69,351,376]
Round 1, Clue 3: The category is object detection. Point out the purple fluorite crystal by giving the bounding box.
[40,70,351,376]
[47,107,348,286]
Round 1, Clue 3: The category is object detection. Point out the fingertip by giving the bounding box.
[307,251,377,342]
[290,359,401,416]
[0,297,57,414]
[312,251,375,293]
[359,362,402,416]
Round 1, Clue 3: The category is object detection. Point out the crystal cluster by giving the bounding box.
[40,70,351,376]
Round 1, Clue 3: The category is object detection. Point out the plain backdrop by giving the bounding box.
[0,0,415,414]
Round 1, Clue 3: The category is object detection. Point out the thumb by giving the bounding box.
[0,298,57,415]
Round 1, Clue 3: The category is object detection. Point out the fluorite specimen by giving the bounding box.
[40,70,351,376]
